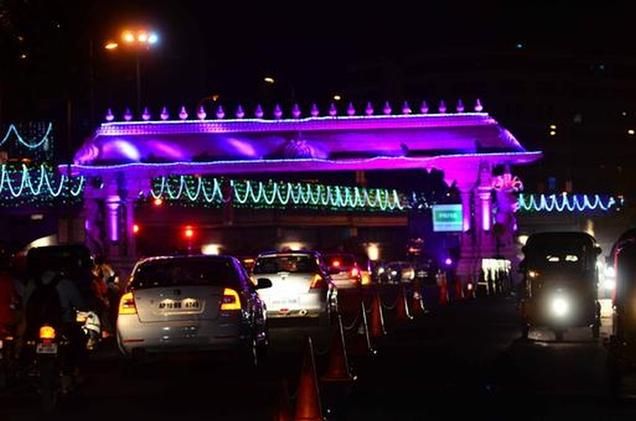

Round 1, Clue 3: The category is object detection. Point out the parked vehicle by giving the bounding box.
[117,255,271,367]
[251,250,337,323]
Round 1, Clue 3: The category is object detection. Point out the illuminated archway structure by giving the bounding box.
[67,100,541,284]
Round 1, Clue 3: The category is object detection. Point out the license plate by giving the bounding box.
[36,342,58,355]
[273,298,299,307]
[159,299,201,310]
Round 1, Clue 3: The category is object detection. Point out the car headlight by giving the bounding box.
[528,270,540,279]
[550,295,570,318]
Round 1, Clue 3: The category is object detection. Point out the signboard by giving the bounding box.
[432,204,463,232]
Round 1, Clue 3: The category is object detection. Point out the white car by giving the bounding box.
[117,255,271,366]
[251,251,337,323]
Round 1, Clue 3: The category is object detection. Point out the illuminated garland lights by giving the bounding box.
[0,123,53,150]
[518,193,620,212]
[0,164,85,206]
[151,176,405,211]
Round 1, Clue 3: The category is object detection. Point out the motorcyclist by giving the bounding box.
[21,269,88,390]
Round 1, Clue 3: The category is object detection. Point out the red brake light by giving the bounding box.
[332,260,341,268]
[221,288,241,310]
[351,267,359,277]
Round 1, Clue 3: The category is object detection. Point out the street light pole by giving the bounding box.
[135,52,141,113]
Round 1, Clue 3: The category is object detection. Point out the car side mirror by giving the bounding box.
[328,267,341,275]
[595,246,602,256]
[255,278,273,289]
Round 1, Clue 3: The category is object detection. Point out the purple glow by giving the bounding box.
[216,105,225,119]
[64,152,542,178]
[329,103,337,116]
[292,104,301,118]
[365,102,374,116]
[101,140,141,161]
[420,101,429,114]
[274,104,283,119]
[142,107,151,121]
[310,103,319,117]
[255,104,264,118]
[123,108,133,121]
[481,198,491,231]
[179,106,188,120]
[347,102,355,116]
[383,101,392,115]
[438,100,447,113]
[402,101,411,114]
[197,106,207,120]
[105,108,114,122]
[160,106,169,120]
[235,105,245,119]
[445,257,453,266]
[474,99,483,112]
[456,99,464,113]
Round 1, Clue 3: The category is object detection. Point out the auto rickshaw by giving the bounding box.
[606,228,636,394]
[519,232,602,341]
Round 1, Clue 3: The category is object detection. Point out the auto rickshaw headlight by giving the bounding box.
[550,295,570,318]
[528,270,540,279]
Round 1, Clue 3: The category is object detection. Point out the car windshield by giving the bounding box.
[131,258,239,289]
[253,255,319,274]
[526,239,589,271]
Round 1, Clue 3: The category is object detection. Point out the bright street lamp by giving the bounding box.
[105,28,160,112]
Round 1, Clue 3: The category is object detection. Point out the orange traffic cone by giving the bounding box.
[455,277,464,301]
[294,337,323,421]
[274,380,293,421]
[322,315,354,382]
[438,273,448,305]
[369,292,387,339]
[409,280,425,317]
[394,286,413,324]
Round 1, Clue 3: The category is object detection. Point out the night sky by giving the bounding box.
[1,0,636,192]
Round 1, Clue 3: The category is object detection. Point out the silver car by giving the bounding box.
[117,255,271,366]
[251,251,337,323]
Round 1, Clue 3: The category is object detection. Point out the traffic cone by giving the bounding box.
[369,292,387,339]
[274,380,293,421]
[455,277,464,301]
[294,337,323,421]
[394,285,413,324]
[409,280,425,317]
[438,273,448,305]
[322,314,354,382]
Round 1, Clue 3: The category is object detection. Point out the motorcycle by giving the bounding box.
[25,311,102,411]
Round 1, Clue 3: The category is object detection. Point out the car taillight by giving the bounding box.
[351,267,360,277]
[221,288,241,311]
[119,292,137,315]
[39,325,56,340]
[310,274,324,289]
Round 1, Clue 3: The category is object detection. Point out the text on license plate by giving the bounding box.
[36,342,58,355]
[159,299,201,310]
[273,298,299,306]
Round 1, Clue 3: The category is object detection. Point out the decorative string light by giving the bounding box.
[0,164,84,199]
[0,123,52,149]
[150,175,405,211]
[518,193,619,212]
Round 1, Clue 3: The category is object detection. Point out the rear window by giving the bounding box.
[325,255,356,268]
[131,258,239,289]
[253,255,319,274]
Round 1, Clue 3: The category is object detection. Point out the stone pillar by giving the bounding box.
[104,194,122,257]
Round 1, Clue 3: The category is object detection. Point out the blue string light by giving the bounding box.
[150,176,405,211]
[518,193,619,212]
[0,164,84,199]
[0,123,52,149]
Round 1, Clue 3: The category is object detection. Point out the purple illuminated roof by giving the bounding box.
[70,101,541,180]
